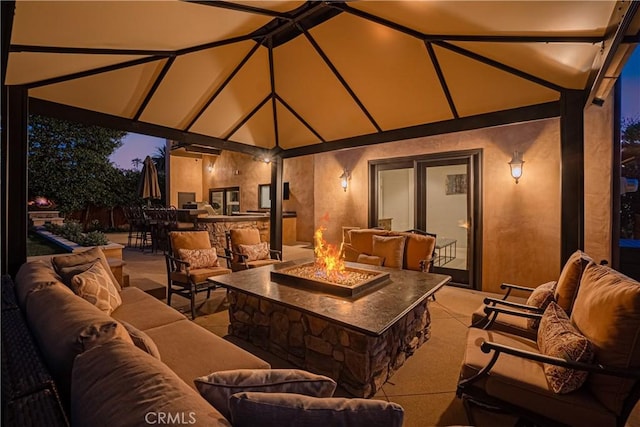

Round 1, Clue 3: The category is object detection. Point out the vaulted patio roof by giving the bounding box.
[4,1,639,158]
[2,1,639,276]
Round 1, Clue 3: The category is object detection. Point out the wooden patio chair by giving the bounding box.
[224,228,281,272]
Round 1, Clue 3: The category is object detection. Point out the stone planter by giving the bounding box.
[33,228,123,260]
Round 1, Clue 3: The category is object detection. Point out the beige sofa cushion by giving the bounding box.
[372,235,405,269]
[461,328,616,427]
[14,259,63,308]
[111,287,185,331]
[349,229,388,256]
[195,369,336,420]
[228,392,404,427]
[24,282,133,401]
[121,320,161,360]
[71,339,230,426]
[571,262,640,414]
[52,247,121,291]
[554,250,590,313]
[143,319,270,388]
[70,261,122,314]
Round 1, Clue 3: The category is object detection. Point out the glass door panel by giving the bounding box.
[377,168,414,231]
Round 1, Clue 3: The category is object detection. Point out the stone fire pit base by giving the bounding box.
[227,289,431,398]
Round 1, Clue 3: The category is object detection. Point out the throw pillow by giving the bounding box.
[195,369,337,420]
[70,261,122,315]
[228,392,404,427]
[52,246,122,291]
[554,250,591,313]
[120,320,161,360]
[57,258,101,286]
[538,302,594,394]
[178,247,219,269]
[372,235,405,269]
[356,254,384,267]
[525,281,557,329]
[238,242,270,262]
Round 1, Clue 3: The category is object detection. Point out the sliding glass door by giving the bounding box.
[370,151,481,288]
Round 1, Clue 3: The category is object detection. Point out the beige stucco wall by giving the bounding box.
[584,92,614,264]
[169,103,614,293]
[168,155,205,207]
[314,118,563,293]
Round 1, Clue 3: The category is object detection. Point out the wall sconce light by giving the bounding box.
[207,162,214,173]
[340,169,351,192]
[508,151,524,184]
[263,156,271,164]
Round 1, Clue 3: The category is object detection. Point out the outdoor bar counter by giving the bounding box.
[192,212,297,252]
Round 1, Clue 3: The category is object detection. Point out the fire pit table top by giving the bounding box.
[209,259,451,336]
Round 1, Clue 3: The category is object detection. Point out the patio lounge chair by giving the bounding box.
[457,261,640,427]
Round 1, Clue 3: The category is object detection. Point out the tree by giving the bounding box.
[28,115,127,217]
[131,157,143,170]
[621,117,640,238]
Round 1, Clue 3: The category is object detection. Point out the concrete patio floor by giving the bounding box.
[111,233,639,427]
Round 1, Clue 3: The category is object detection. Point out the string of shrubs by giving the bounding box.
[44,220,109,247]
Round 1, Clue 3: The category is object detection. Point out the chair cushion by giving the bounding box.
[342,226,360,244]
[461,328,616,427]
[71,340,230,426]
[372,235,405,269]
[238,242,270,261]
[554,250,591,313]
[246,259,281,269]
[230,228,262,262]
[525,281,557,329]
[349,229,388,256]
[228,392,404,427]
[195,369,336,420]
[357,254,384,267]
[169,231,211,253]
[170,267,231,284]
[571,262,640,414]
[538,302,594,394]
[70,261,122,315]
[178,247,219,268]
[391,232,436,271]
[14,259,63,308]
[120,320,161,360]
[52,247,121,291]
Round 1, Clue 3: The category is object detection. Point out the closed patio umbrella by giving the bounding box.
[138,156,161,205]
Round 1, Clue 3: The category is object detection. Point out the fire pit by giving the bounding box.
[270,226,390,297]
[270,262,390,297]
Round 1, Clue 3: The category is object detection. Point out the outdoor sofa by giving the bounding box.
[3,247,405,426]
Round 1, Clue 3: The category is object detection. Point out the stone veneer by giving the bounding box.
[198,219,269,254]
[227,289,431,397]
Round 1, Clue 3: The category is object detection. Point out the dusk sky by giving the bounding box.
[111,49,640,170]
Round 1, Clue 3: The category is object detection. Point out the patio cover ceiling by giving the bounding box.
[5,1,640,158]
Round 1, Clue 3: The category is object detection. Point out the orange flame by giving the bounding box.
[314,226,345,281]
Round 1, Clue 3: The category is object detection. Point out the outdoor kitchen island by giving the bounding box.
[209,259,450,397]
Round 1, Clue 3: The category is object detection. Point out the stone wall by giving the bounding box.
[227,289,431,397]
[199,219,270,254]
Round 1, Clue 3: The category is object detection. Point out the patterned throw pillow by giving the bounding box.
[195,369,337,420]
[537,302,594,394]
[70,261,122,315]
[177,248,219,269]
[525,281,557,329]
[238,242,270,261]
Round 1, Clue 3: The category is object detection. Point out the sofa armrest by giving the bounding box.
[480,305,542,331]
